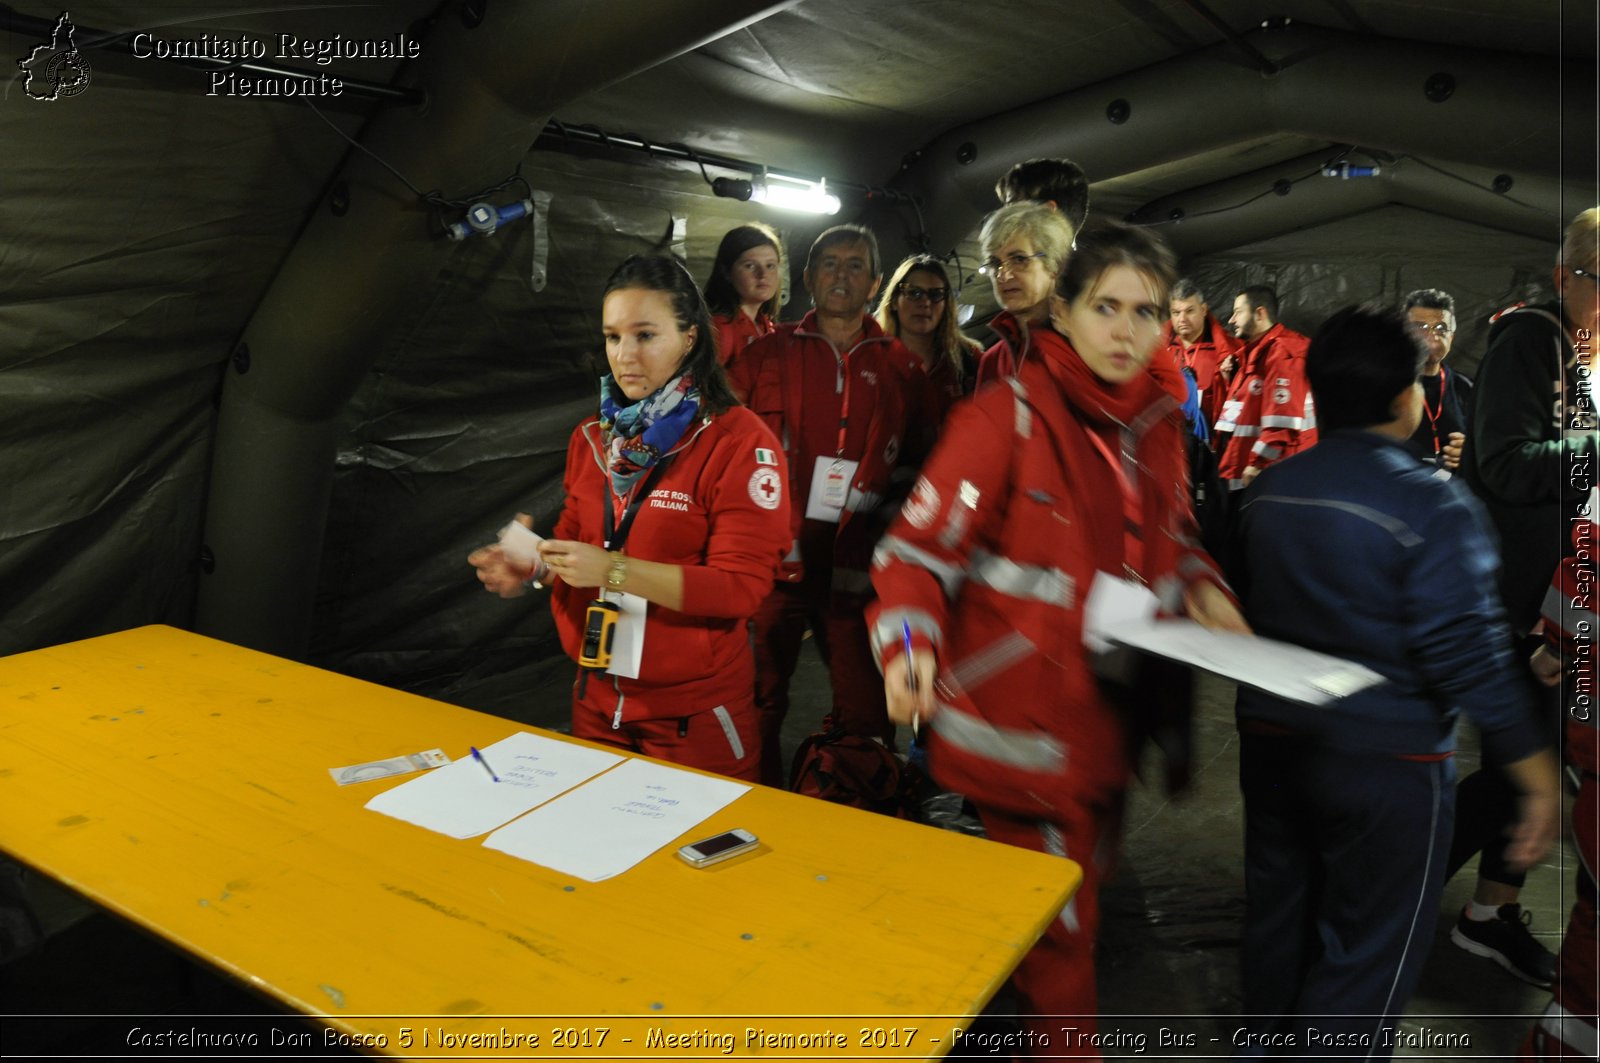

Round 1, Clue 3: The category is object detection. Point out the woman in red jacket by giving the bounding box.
[704,222,783,365]
[875,254,980,424]
[871,223,1246,1053]
[470,255,790,781]
[973,200,1073,388]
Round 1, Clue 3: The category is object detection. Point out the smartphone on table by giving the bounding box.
[676,828,758,867]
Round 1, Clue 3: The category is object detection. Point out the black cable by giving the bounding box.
[1131,160,1329,227]
[1395,153,1555,216]
[303,99,434,200]
[684,147,715,189]
[947,248,973,297]
[303,100,532,213]
[910,198,929,253]
[1134,145,1555,229]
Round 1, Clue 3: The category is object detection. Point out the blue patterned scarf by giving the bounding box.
[599,372,701,502]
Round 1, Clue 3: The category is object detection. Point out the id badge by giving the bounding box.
[604,591,647,679]
[805,455,859,523]
[824,459,849,506]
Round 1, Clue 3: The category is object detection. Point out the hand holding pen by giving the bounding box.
[883,621,936,732]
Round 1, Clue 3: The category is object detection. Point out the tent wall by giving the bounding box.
[0,45,356,656]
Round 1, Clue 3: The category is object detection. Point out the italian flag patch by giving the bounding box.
[755,448,778,466]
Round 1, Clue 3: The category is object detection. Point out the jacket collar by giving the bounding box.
[794,309,891,349]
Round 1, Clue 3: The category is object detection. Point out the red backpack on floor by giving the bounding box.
[788,726,921,819]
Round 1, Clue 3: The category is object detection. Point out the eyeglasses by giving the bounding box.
[897,285,948,303]
[1572,267,1599,283]
[1409,322,1454,337]
[980,252,1048,277]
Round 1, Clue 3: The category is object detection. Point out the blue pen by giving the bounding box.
[470,745,500,782]
[902,618,920,736]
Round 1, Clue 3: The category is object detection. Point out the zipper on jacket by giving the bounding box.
[611,675,625,730]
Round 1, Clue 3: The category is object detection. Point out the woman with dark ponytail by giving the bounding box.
[470,255,790,779]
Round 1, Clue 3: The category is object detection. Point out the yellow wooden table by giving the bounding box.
[0,626,1079,1060]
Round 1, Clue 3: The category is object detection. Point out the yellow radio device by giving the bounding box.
[578,598,621,670]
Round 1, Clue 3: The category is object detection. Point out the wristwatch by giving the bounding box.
[605,552,628,590]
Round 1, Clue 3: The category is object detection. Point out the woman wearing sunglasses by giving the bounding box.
[875,254,979,424]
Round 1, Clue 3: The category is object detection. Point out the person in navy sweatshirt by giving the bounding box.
[1229,303,1560,1057]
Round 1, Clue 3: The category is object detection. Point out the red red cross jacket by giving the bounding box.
[726,311,934,599]
[549,406,791,720]
[712,310,775,367]
[1161,313,1242,435]
[1217,322,1315,482]
[868,328,1230,819]
[974,310,1044,391]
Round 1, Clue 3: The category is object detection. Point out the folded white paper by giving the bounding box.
[484,758,750,881]
[1109,618,1386,706]
[364,732,624,839]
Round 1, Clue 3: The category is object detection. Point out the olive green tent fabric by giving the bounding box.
[0,45,361,656]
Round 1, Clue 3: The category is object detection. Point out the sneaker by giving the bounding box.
[1449,904,1557,987]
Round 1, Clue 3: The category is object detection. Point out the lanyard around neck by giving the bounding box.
[604,460,671,551]
[1420,368,1447,456]
[1084,425,1145,581]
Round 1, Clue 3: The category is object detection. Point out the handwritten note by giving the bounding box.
[483,758,750,881]
[364,732,624,839]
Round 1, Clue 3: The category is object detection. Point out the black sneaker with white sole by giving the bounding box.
[1449,903,1557,987]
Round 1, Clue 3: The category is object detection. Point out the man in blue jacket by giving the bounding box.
[1229,303,1560,1056]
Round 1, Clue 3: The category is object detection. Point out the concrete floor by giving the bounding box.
[1096,673,1574,1059]
[2,643,1580,1059]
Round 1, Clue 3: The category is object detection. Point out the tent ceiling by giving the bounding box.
[1088,134,1330,218]
[556,0,1594,255]
[18,2,1593,259]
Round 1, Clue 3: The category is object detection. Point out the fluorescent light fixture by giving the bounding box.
[751,174,841,215]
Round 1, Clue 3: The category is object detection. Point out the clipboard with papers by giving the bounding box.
[1108,618,1386,706]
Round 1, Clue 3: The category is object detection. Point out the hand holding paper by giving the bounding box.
[1183,581,1251,634]
[1109,618,1385,706]
[467,515,544,597]
[497,517,544,568]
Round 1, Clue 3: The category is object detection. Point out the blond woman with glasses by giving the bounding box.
[973,201,1074,389]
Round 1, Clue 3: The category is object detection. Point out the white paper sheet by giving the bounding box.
[1082,571,1160,654]
[483,758,750,881]
[364,732,625,839]
[1109,618,1387,706]
[497,521,544,566]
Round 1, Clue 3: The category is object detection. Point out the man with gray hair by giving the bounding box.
[1166,278,1243,444]
[1402,288,1472,472]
